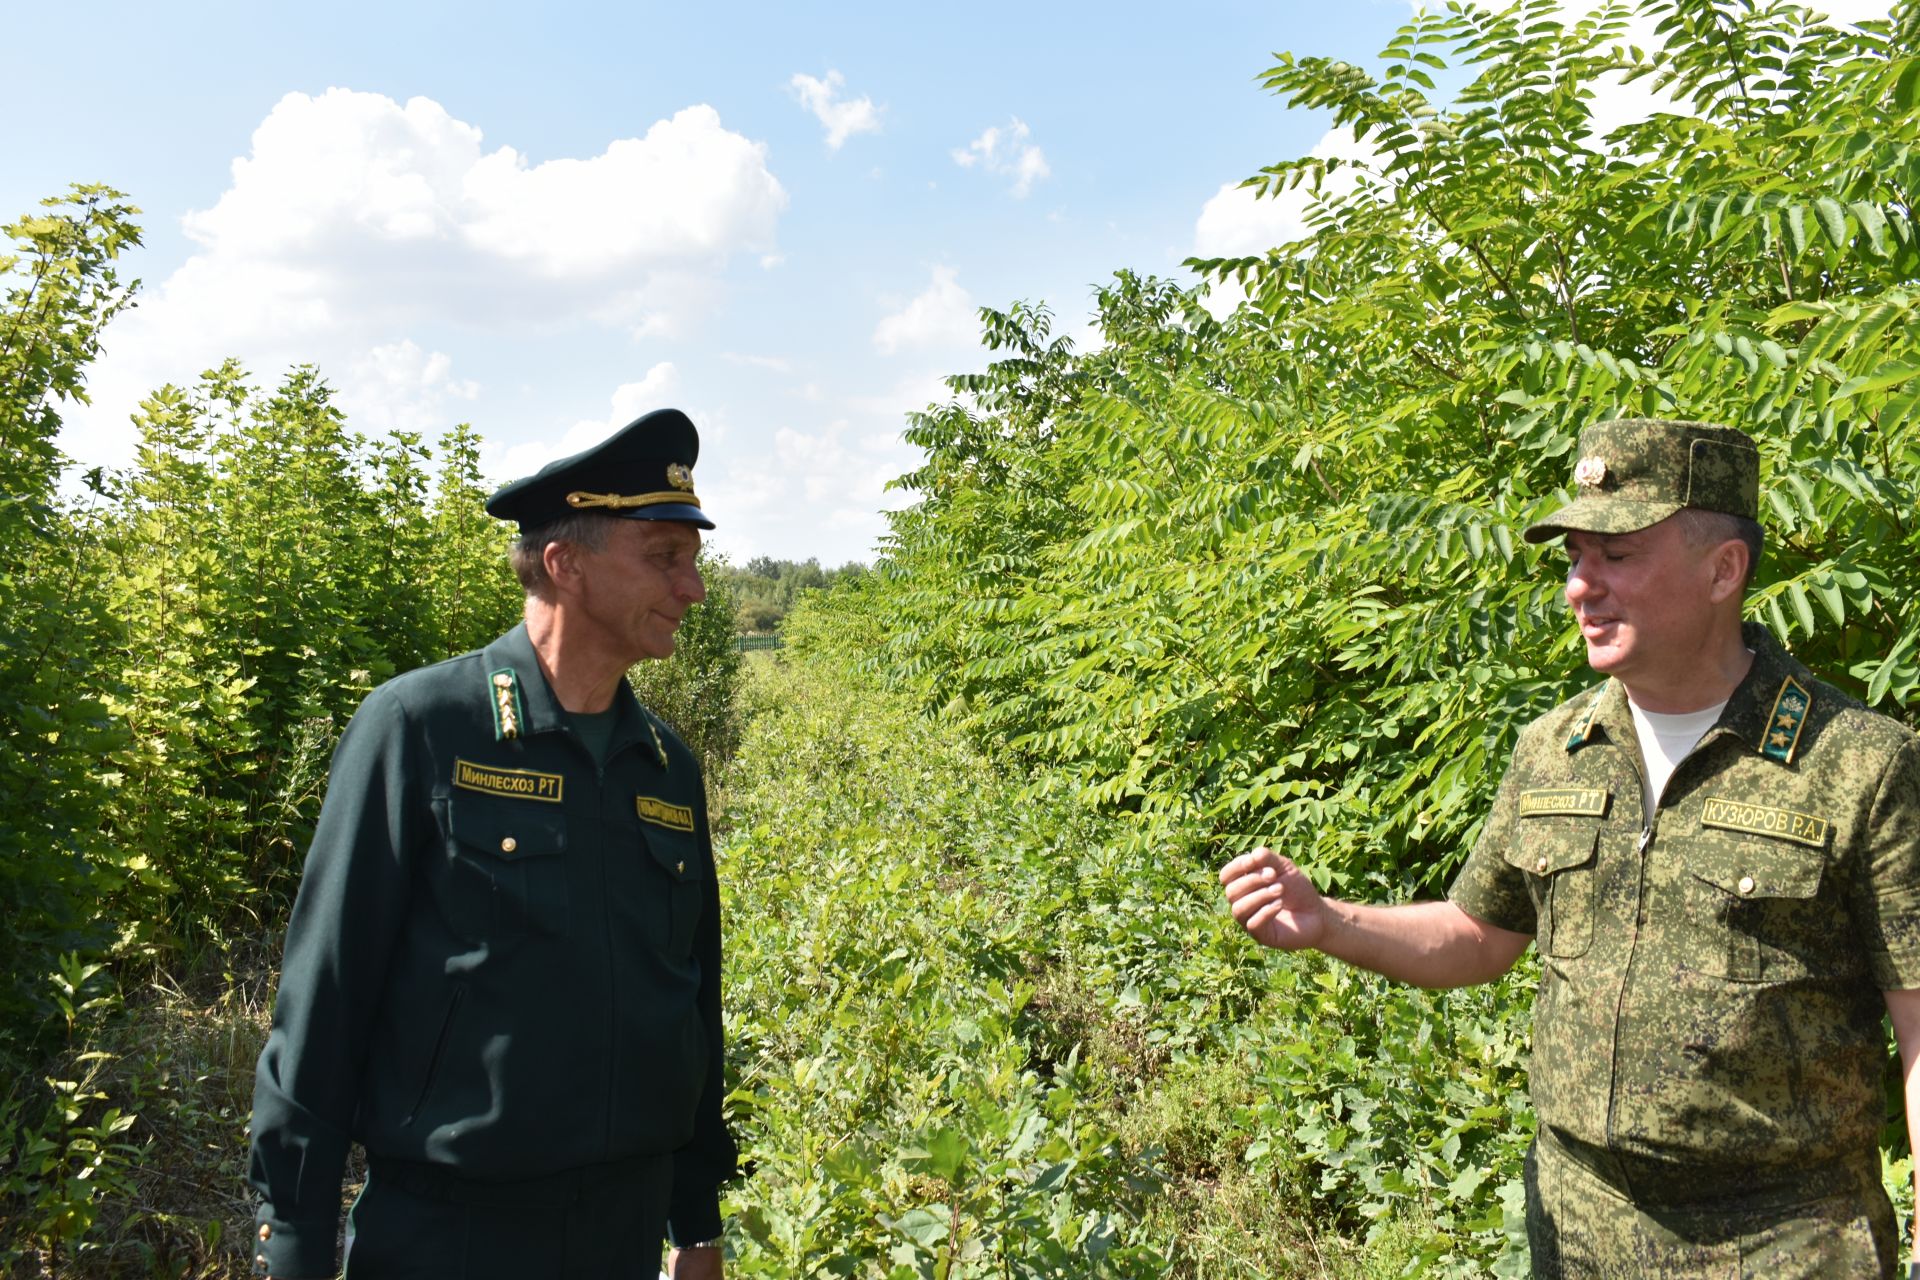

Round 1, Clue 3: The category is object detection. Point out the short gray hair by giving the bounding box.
[510,513,611,598]
[1676,508,1763,590]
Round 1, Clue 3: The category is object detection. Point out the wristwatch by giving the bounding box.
[678,1237,724,1250]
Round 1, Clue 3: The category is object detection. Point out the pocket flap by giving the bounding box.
[637,823,701,882]
[1505,822,1598,877]
[450,791,567,860]
[1687,836,1822,900]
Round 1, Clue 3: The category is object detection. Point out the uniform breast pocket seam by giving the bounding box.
[1507,819,1600,960]
[636,824,704,957]
[445,791,571,936]
[1684,834,1828,982]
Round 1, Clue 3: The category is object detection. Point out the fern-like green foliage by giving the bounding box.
[840,0,1920,907]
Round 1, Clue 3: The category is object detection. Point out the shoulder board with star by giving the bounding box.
[1761,675,1812,764]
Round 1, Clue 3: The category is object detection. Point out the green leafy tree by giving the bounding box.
[814,1,1920,1262]
[0,186,139,1059]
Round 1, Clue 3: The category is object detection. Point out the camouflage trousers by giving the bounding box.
[1523,1131,1900,1278]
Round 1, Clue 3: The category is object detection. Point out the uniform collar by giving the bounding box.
[1562,623,1815,765]
[479,623,659,763]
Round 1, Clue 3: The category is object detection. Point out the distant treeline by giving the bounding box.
[716,556,867,633]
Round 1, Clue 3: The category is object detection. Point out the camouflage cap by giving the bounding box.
[1522,418,1759,544]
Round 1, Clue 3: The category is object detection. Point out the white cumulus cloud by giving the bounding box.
[67,88,787,472]
[872,266,977,355]
[341,339,480,435]
[789,70,883,149]
[952,118,1050,197]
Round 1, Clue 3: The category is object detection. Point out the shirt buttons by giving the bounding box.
[258,1223,273,1241]
[1535,856,1548,874]
[1738,875,1756,895]
[676,860,685,874]
[501,836,518,854]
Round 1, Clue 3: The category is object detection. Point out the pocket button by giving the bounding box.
[1737,874,1755,895]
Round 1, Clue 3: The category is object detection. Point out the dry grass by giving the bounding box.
[3,962,361,1280]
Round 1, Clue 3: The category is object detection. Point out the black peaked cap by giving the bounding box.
[485,407,714,531]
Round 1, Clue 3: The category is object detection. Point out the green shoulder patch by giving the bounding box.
[1519,787,1609,818]
[1701,796,1829,849]
[636,795,695,832]
[489,668,525,741]
[1760,675,1812,764]
[454,757,563,802]
[1564,691,1604,752]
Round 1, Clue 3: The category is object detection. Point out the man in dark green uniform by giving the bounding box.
[248,408,737,1279]
[1221,419,1920,1276]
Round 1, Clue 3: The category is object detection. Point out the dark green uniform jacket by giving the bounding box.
[1451,624,1920,1204]
[248,624,737,1277]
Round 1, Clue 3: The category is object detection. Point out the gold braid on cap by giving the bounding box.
[566,490,701,511]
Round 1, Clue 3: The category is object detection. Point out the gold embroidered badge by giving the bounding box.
[1701,797,1829,849]
[1518,787,1609,818]
[454,758,563,802]
[636,795,695,832]
[666,463,695,492]
[489,668,523,741]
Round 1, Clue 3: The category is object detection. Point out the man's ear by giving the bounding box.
[542,539,584,595]
[1706,537,1750,605]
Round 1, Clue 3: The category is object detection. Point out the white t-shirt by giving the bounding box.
[1628,697,1728,807]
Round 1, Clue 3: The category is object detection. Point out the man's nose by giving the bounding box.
[1564,559,1603,605]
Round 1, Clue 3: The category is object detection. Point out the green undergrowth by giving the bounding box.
[715,649,1536,1277]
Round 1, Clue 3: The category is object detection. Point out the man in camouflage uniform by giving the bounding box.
[1221,419,1920,1276]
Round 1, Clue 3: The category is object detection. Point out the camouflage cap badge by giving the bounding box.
[1524,418,1759,544]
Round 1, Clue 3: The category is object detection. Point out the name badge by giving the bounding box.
[1518,787,1608,818]
[636,795,695,832]
[1701,797,1829,849]
[453,758,563,802]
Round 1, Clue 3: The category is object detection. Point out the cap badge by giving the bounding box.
[1573,456,1608,489]
[666,463,695,492]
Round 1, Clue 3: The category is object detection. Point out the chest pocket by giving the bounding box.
[447,790,571,937]
[1505,821,1599,959]
[1682,835,1826,982]
[631,810,705,959]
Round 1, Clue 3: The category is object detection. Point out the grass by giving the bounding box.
[6,647,1470,1278]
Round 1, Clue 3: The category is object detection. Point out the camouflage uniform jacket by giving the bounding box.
[1450,623,1920,1203]
[248,623,737,1278]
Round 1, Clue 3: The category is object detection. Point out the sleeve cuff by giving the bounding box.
[252,1213,338,1278]
[665,1191,723,1247]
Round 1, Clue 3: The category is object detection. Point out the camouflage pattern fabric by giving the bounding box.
[1449,624,1920,1255]
[1524,1129,1898,1278]
[1524,417,1761,543]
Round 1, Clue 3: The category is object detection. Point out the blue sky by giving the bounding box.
[3,0,1885,566]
